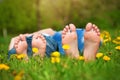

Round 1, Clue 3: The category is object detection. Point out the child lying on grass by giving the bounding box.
[8,22,101,61]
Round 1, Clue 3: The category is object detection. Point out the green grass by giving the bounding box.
[0,29,120,80]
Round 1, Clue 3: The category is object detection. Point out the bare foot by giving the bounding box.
[84,23,100,61]
[32,33,46,57]
[14,34,28,59]
[62,24,79,58]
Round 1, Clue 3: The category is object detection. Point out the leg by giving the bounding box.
[9,36,18,50]
[84,23,100,61]
[33,28,56,36]
[62,24,79,58]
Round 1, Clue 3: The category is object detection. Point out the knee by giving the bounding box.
[47,28,54,32]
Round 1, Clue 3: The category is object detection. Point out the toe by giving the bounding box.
[93,25,100,36]
[96,29,100,35]
[40,35,46,43]
[62,25,68,38]
[65,25,70,31]
[93,24,99,30]
[96,28,100,32]
[14,44,18,49]
[33,34,38,39]
[97,31,100,36]
[14,37,20,44]
[94,26,98,30]
[92,24,98,30]
[69,24,76,32]
[64,25,69,33]
[85,23,92,31]
[19,34,26,41]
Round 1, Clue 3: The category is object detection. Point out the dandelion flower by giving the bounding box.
[103,56,110,61]
[0,64,10,70]
[117,36,120,40]
[14,70,24,80]
[62,44,70,49]
[16,54,26,59]
[51,51,60,57]
[32,48,39,53]
[100,31,111,44]
[96,53,103,58]
[112,36,120,44]
[115,46,120,50]
[51,52,61,63]
[51,57,55,63]
[78,56,84,60]
[55,57,60,63]
[51,57,60,63]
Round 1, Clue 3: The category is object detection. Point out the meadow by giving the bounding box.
[0,0,120,80]
[0,29,120,80]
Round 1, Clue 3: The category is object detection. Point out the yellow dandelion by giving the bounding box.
[117,36,120,40]
[100,33,104,39]
[62,44,70,49]
[103,56,110,61]
[115,46,120,50]
[96,53,103,58]
[112,36,120,44]
[14,70,24,80]
[51,57,55,63]
[55,57,60,63]
[103,39,110,43]
[51,51,60,57]
[0,64,10,70]
[78,56,84,60]
[16,54,26,59]
[51,57,60,63]
[100,31,111,44]
[112,39,120,44]
[32,48,39,53]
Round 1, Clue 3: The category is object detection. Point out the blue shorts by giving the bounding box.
[52,29,85,55]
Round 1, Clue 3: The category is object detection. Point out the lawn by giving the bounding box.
[0,29,120,80]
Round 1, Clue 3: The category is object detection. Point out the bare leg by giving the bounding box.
[33,28,56,36]
[9,37,18,50]
[32,33,46,57]
[62,24,79,58]
[84,23,100,61]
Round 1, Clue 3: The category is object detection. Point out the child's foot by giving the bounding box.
[14,34,28,58]
[84,23,100,61]
[32,33,46,57]
[62,24,79,58]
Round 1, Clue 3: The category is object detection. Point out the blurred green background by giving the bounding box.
[0,0,120,37]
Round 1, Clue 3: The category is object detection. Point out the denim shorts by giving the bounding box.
[8,29,85,58]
